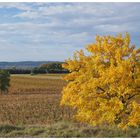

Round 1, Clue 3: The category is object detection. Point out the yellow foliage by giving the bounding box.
[61,33,140,129]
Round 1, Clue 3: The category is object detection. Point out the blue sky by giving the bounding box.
[0,3,140,61]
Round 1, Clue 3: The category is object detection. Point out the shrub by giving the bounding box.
[0,70,10,94]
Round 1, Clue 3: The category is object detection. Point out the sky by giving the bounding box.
[0,2,140,62]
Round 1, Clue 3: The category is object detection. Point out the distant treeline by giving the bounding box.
[4,62,69,74]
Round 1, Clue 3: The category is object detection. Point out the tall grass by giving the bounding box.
[0,121,140,137]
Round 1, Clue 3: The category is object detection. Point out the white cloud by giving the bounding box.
[0,3,32,11]
[15,3,116,19]
[94,24,136,33]
[0,3,139,61]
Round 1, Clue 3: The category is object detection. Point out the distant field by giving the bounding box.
[0,74,74,125]
[11,74,66,80]
[10,74,66,95]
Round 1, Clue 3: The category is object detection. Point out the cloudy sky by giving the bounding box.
[0,2,140,61]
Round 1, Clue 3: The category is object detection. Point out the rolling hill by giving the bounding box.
[0,61,62,69]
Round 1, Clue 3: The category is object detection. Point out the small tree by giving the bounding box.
[61,33,140,129]
[0,70,10,94]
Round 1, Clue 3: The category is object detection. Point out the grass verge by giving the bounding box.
[0,121,140,138]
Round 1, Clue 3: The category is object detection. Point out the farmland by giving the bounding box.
[0,74,140,137]
[0,74,74,125]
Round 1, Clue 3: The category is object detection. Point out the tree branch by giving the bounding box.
[127,93,139,100]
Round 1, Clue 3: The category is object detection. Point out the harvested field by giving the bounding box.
[0,74,74,125]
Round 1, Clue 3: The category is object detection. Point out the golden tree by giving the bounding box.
[61,33,140,129]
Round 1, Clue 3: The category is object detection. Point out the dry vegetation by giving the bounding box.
[0,74,74,125]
